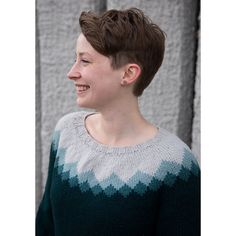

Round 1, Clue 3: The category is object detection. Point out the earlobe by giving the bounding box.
[121,80,128,86]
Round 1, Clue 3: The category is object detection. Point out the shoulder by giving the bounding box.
[159,128,190,152]
[50,110,93,149]
[157,128,200,170]
[54,111,89,132]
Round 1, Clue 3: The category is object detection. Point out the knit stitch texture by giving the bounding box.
[36,111,200,236]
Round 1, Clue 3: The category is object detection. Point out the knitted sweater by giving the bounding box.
[36,111,200,236]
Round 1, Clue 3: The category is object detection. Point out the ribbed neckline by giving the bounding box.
[73,111,166,155]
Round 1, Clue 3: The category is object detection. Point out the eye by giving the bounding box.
[81,59,90,64]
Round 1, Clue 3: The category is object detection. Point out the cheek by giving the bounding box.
[86,65,122,89]
[101,69,122,85]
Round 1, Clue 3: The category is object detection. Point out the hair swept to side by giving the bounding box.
[79,8,166,96]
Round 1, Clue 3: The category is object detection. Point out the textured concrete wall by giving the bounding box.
[36,0,200,209]
[36,8,42,210]
[192,26,201,162]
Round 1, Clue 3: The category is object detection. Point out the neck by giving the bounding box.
[87,96,157,146]
[99,108,144,136]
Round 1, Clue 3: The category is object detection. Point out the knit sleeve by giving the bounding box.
[156,150,200,236]
[36,131,60,236]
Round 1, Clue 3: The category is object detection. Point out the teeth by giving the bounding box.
[76,84,90,92]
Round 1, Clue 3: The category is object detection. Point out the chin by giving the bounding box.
[76,97,95,109]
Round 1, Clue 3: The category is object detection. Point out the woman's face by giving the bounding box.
[67,33,125,109]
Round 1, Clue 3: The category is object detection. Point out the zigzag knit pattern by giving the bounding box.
[36,111,200,236]
[52,112,199,198]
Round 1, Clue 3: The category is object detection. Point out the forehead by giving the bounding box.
[76,34,98,56]
[75,34,113,67]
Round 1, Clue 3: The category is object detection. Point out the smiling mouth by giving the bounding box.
[75,84,90,93]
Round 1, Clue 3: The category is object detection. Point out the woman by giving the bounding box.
[36,8,200,236]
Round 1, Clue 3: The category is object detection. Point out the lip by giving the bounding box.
[75,84,90,95]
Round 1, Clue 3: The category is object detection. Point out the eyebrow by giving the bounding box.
[75,52,92,57]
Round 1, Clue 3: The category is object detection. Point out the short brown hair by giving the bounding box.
[79,8,166,96]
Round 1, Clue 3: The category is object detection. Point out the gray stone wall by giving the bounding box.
[36,0,200,209]
[192,16,201,162]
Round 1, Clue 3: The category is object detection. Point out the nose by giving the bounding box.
[67,62,81,81]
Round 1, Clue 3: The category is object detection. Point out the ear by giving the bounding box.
[121,64,141,86]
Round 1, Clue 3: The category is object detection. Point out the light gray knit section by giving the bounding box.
[54,111,195,183]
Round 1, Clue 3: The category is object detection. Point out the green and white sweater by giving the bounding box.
[36,111,200,236]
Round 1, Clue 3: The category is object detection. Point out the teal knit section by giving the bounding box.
[100,173,124,189]
[51,130,60,153]
[127,170,153,188]
[154,160,182,181]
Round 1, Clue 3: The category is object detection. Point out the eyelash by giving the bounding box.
[81,59,90,64]
[74,59,90,64]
